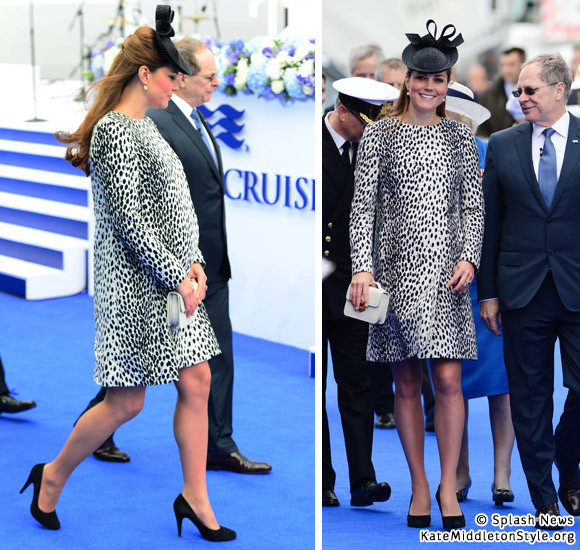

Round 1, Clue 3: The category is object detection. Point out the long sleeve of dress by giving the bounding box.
[457,125,485,271]
[349,122,383,276]
[90,118,188,291]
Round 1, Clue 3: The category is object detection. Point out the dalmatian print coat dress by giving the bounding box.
[350,117,484,362]
[89,111,220,386]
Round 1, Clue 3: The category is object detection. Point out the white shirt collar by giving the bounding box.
[172,94,198,125]
[324,112,348,152]
[532,111,570,140]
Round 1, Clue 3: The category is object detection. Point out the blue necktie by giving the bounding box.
[538,127,557,209]
[190,109,217,167]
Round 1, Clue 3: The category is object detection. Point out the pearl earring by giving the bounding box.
[406,91,410,96]
[144,85,148,91]
[442,96,446,102]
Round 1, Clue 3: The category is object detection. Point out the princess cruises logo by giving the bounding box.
[198,104,247,150]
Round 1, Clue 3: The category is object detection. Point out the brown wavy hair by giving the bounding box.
[56,26,168,176]
[388,68,452,120]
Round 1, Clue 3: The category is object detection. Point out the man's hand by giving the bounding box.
[480,298,502,336]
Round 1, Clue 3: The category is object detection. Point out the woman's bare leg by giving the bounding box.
[174,362,219,529]
[392,358,430,515]
[431,359,464,516]
[38,386,146,512]
[488,393,514,490]
[456,400,470,491]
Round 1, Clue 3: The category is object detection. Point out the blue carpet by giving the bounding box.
[0,291,314,550]
[324,348,580,549]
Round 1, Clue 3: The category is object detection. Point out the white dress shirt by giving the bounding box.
[531,111,569,182]
[324,112,353,163]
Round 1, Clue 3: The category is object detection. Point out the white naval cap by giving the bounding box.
[333,76,400,104]
[332,77,400,124]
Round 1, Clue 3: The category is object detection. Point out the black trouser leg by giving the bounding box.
[204,281,238,456]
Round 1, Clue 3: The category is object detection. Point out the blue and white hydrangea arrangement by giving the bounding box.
[89,35,315,102]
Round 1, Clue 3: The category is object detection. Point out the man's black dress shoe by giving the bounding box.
[0,394,36,414]
[322,489,339,507]
[555,461,580,516]
[375,413,395,429]
[350,480,391,506]
[206,451,272,474]
[93,435,130,463]
[535,502,564,530]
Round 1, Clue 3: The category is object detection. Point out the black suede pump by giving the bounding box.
[173,494,236,542]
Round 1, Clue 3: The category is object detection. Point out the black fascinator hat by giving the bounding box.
[402,20,464,73]
[155,5,192,75]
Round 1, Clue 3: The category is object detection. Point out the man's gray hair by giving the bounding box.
[522,52,573,99]
[349,42,384,75]
[174,37,208,76]
[375,57,405,80]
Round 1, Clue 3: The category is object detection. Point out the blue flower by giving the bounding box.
[247,55,269,95]
[230,38,244,51]
[224,72,235,86]
[283,67,306,99]
[226,47,241,64]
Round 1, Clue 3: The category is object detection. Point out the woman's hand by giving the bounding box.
[446,260,475,294]
[188,262,207,303]
[349,271,374,310]
[176,277,199,318]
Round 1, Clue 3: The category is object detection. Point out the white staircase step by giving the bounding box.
[0,254,62,277]
[0,253,87,300]
[0,163,88,191]
[0,222,88,249]
[0,191,89,221]
[0,139,66,158]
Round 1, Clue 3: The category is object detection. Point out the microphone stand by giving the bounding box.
[68,1,87,102]
[26,0,46,122]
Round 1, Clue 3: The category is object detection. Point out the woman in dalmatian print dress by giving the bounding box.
[349,21,484,529]
[20,22,235,542]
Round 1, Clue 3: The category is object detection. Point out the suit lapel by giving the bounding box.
[198,110,224,183]
[551,114,580,211]
[515,122,547,212]
[168,101,222,182]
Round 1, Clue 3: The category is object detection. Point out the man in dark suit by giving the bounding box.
[322,78,397,507]
[479,52,580,528]
[478,47,526,138]
[147,38,270,474]
[0,355,36,414]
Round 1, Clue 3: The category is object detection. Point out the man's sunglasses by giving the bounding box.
[512,82,559,98]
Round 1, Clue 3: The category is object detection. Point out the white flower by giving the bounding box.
[276,50,288,67]
[250,51,265,64]
[302,85,314,96]
[294,44,311,60]
[298,60,314,78]
[103,45,121,75]
[271,79,285,94]
[265,58,282,80]
[234,72,247,90]
[236,58,249,75]
[258,36,275,50]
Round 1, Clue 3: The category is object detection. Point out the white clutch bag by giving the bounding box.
[167,279,198,328]
[344,281,390,324]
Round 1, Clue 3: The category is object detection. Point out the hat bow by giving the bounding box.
[405,19,464,51]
